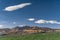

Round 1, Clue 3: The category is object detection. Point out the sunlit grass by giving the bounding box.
[0,32,60,40]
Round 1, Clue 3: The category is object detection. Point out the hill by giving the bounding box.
[0,26,54,35]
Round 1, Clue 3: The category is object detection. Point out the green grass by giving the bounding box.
[0,32,60,40]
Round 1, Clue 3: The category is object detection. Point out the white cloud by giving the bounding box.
[19,24,26,27]
[4,3,31,11]
[28,18,35,21]
[35,19,60,24]
[35,19,46,24]
[0,25,4,28]
[13,22,16,24]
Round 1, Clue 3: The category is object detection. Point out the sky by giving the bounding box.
[0,0,60,29]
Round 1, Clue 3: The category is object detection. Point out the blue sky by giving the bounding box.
[0,0,60,29]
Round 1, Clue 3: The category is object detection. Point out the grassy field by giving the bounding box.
[0,32,60,40]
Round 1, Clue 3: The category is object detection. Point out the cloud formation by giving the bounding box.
[13,22,16,24]
[0,25,4,28]
[27,18,35,21]
[4,3,31,11]
[35,19,60,24]
[19,24,26,27]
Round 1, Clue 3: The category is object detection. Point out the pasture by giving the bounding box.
[0,32,60,40]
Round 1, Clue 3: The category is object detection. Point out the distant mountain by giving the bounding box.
[0,26,57,35]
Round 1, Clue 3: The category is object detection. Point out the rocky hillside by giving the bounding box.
[0,26,54,35]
